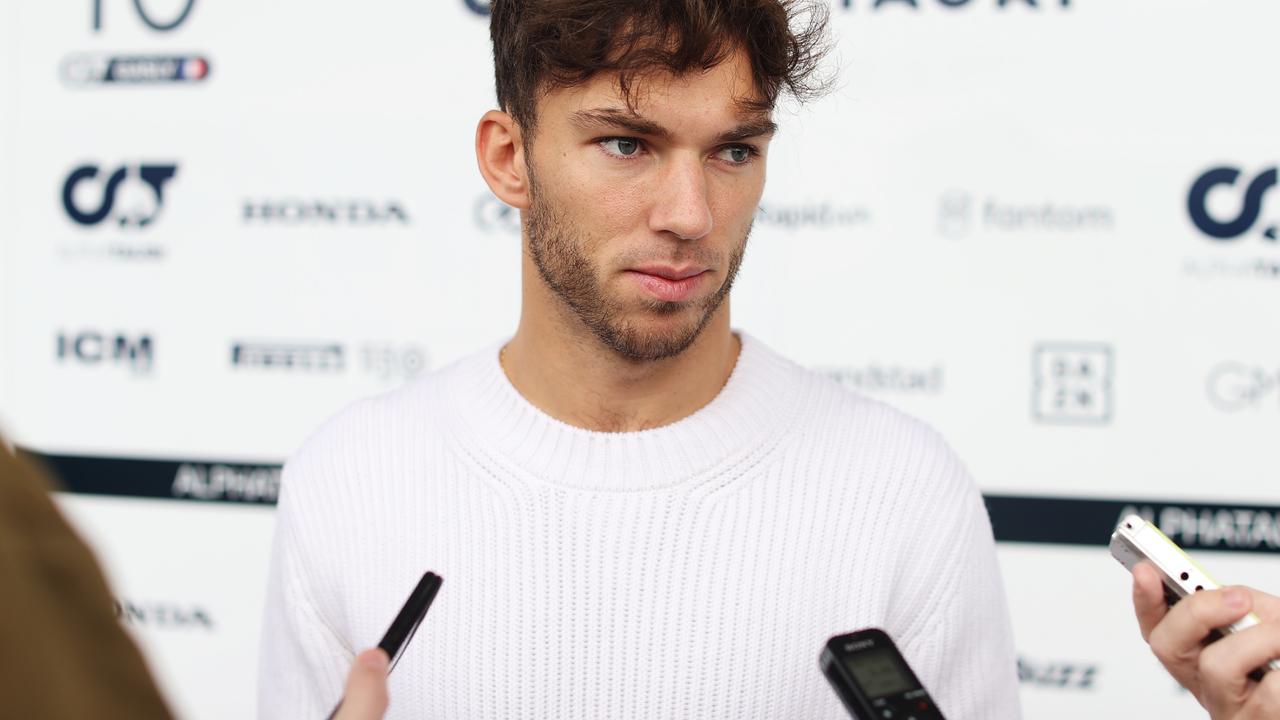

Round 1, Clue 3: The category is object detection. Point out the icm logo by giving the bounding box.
[474,193,521,234]
[463,0,491,16]
[840,0,1070,10]
[1207,362,1279,412]
[56,331,154,375]
[62,164,178,228]
[62,54,210,86]
[242,200,409,225]
[93,0,197,32]
[1187,166,1278,242]
[1032,343,1113,424]
[114,599,214,630]
[231,341,345,372]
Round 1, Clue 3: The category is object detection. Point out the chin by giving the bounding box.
[595,307,715,362]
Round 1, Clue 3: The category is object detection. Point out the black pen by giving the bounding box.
[325,571,443,720]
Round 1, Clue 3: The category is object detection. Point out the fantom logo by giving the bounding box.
[1187,165,1278,242]
[62,164,178,228]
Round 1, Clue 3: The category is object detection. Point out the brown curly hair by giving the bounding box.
[489,0,831,132]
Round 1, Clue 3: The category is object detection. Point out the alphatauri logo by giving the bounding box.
[62,164,178,228]
[1187,165,1278,242]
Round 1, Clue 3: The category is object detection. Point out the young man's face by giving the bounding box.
[522,49,773,361]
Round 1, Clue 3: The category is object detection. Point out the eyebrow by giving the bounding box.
[569,108,777,144]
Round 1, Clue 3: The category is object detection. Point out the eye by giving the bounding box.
[600,137,643,158]
[716,144,758,165]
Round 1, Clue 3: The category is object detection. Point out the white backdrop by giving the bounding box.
[3,0,1280,717]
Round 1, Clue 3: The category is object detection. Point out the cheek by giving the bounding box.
[709,177,764,237]
[563,163,650,239]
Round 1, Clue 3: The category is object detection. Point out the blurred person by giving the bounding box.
[258,1,1021,718]
[1133,561,1280,719]
[0,443,391,720]
[0,444,173,719]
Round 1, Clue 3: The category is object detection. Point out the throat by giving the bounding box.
[499,327,741,434]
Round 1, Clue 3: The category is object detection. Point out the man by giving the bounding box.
[0,442,390,720]
[258,1,1021,717]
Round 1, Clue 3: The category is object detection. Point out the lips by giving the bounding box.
[625,264,711,303]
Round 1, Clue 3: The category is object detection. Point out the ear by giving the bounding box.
[475,110,530,210]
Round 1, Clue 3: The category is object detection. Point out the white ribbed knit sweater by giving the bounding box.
[257,334,1022,719]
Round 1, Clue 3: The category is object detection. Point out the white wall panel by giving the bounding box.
[6,1,1278,717]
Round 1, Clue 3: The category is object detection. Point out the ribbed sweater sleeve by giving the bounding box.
[258,462,353,719]
[886,427,1020,719]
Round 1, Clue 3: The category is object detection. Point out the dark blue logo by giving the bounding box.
[463,0,491,16]
[93,0,197,32]
[62,164,178,228]
[1188,165,1278,241]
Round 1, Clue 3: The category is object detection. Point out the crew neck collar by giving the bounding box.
[444,332,801,492]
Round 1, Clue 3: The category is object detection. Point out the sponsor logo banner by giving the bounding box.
[62,54,210,86]
[1207,362,1280,412]
[230,341,345,372]
[986,494,1280,554]
[242,200,409,225]
[63,164,178,229]
[1018,657,1099,690]
[57,330,154,375]
[938,192,1114,238]
[1183,164,1280,281]
[115,599,215,630]
[22,448,1280,553]
[817,364,944,394]
[1032,343,1113,425]
[20,449,280,504]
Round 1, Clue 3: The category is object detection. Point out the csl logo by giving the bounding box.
[463,0,491,15]
[62,164,178,228]
[93,0,196,32]
[1187,165,1278,242]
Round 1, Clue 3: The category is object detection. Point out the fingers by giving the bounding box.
[1200,619,1280,699]
[333,649,390,720]
[1148,585,1253,680]
[1133,561,1170,642]
[1245,587,1280,624]
[1242,668,1280,720]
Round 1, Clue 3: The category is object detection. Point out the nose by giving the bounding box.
[648,153,714,241]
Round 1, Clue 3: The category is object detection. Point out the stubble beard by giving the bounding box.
[524,162,748,362]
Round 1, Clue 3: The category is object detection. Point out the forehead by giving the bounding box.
[537,50,770,132]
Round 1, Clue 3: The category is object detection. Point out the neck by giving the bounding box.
[501,264,740,433]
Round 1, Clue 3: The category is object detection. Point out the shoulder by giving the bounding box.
[747,339,973,502]
[278,350,476,503]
